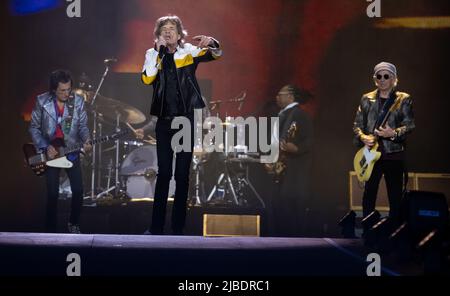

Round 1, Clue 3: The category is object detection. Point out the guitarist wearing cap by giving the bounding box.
[353,62,415,231]
[268,85,314,237]
[29,70,91,234]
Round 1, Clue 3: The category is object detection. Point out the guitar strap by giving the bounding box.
[63,97,75,143]
[373,91,395,133]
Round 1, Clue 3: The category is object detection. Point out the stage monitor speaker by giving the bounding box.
[203,214,260,237]
[349,171,415,212]
[403,190,449,238]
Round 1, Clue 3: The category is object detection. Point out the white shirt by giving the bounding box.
[278,102,299,115]
[271,102,299,149]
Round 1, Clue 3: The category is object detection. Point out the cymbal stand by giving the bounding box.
[190,155,206,206]
[114,112,121,197]
[96,121,102,189]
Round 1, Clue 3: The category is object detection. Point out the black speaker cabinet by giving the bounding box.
[403,190,449,238]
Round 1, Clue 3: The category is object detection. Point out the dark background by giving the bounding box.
[1,0,449,235]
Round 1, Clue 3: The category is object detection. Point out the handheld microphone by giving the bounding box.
[156,45,168,68]
[158,45,168,58]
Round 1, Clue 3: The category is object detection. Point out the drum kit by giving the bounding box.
[70,61,264,208]
[74,88,152,201]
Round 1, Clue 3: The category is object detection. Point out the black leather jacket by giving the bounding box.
[141,42,222,117]
[353,89,415,154]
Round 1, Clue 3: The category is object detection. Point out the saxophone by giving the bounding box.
[265,121,297,182]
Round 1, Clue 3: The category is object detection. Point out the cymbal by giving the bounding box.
[75,89,146,124]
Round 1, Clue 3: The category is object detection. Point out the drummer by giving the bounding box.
[135,115,157,144]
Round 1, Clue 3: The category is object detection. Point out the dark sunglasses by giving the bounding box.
[376,74,391,80]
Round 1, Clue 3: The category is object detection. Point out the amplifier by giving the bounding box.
[203,214,260,237]
[349,171,415,212]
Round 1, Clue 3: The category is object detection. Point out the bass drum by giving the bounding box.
[120,145,175,199]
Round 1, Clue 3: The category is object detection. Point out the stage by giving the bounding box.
[0,232,419,276]
[2,0,450,283]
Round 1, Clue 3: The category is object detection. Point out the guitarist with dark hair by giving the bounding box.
[267,85,314,237]
[353,62,415,233]
[29,70,92,234]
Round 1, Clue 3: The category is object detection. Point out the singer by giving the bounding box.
[29,70,92,233]
[140,15,222,235]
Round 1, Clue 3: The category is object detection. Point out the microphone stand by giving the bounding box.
[89,63,111,200]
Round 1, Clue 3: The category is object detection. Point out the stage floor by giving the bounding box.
[0,232,418,276]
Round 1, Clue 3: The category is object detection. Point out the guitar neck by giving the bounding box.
[374,96,396,132]
[63,132,125,155]
[372,111,391,135]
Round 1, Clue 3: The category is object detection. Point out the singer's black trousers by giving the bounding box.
[150,115,194,235]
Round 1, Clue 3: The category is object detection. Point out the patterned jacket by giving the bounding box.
[29,92,90,152]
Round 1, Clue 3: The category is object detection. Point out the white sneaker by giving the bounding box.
[68,223,81,234]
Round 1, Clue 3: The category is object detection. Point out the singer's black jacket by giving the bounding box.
[141,41,222,117]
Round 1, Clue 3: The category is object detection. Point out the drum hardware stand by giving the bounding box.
[234,160,265,208]
[207,156,265,208]
[114,112,122,197]
[96,121,103,190]
[206,158,239,205]
[96,159,115,199]
[96,111,123,199]
[190,155,206,206]
[205,95,264,208]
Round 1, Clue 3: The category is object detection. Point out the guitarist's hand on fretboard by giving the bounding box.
[83,142,92,153]
[374,123,396,138]
[47,145,58,160]
[280,140,298,153]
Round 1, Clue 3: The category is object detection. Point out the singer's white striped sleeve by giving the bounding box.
[141,49,160,85]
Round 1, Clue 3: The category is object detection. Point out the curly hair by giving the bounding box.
[153,15,188,47]
[49,70,73,94]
